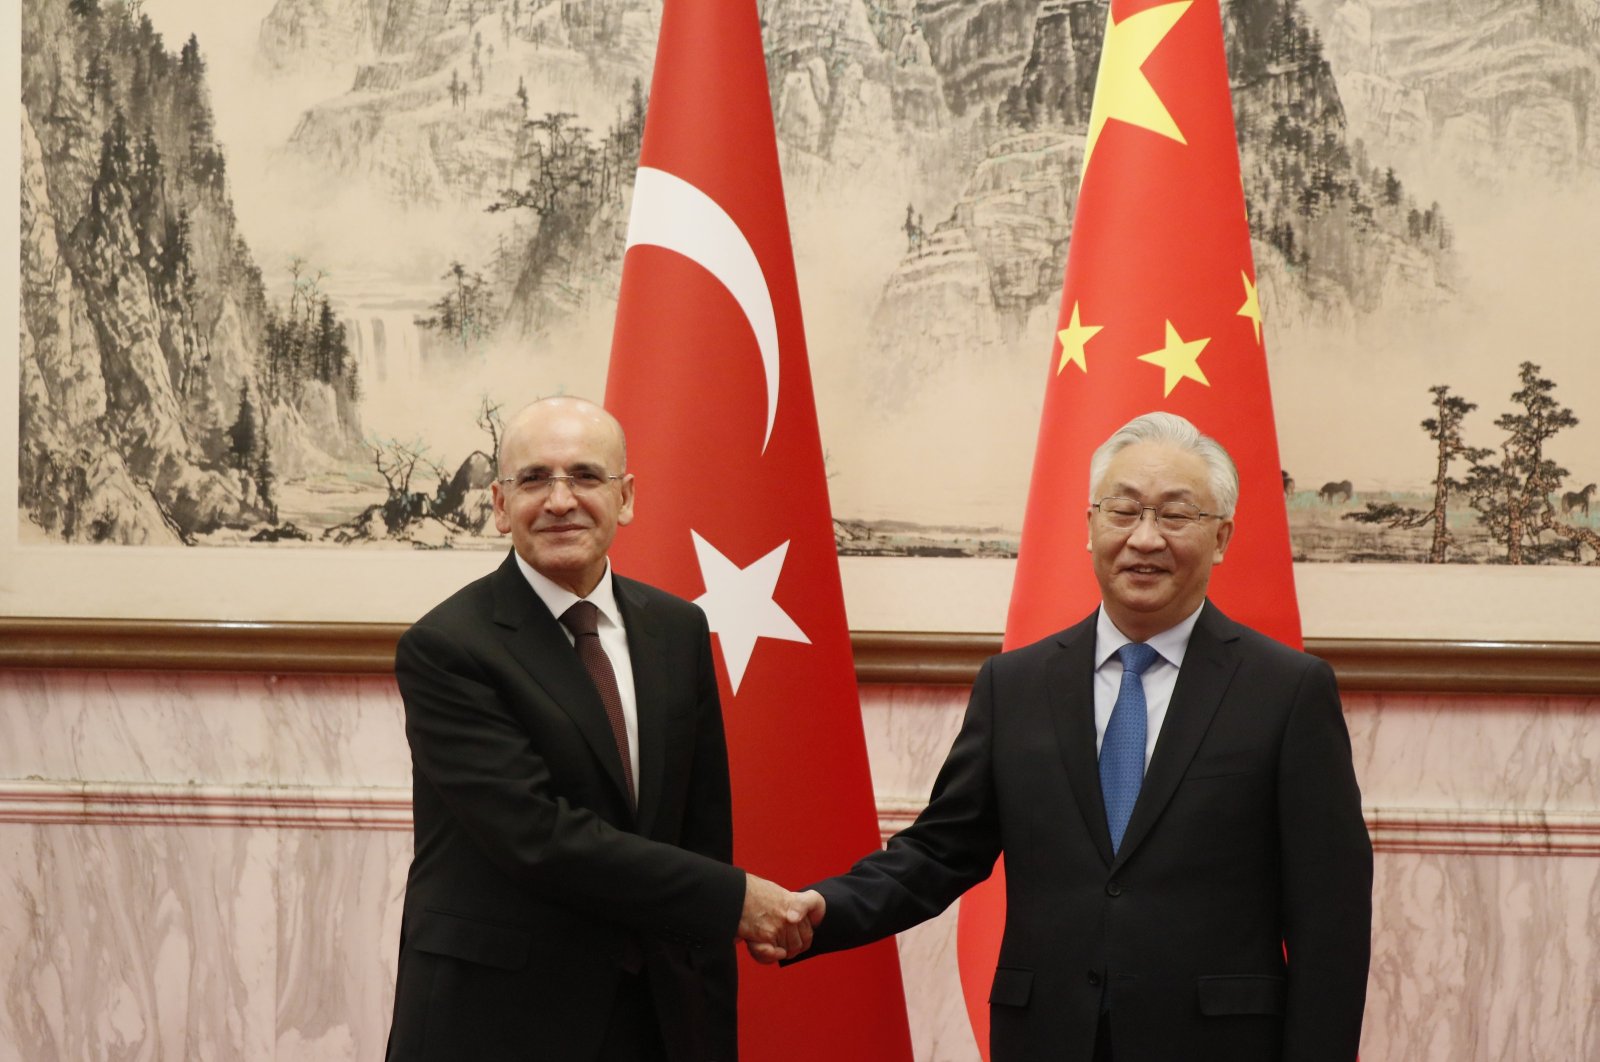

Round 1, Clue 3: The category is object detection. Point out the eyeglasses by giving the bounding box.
[1092,497,1223,533]
[499,469,624,498]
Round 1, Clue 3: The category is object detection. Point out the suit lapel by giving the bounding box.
[489,554,636,819]
[615,577,667,837]
[1114,602,1241,865]
[1048,613,1115,865]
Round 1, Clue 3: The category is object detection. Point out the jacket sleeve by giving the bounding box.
[1276,658,1373,1061]
[803,657,1006,956]
[397,619,746,947]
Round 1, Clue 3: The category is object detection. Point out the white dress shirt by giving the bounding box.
[1092,602,1206,770]
[513,553,640,787]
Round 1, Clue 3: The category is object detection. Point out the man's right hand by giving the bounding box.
[740,883,825,964]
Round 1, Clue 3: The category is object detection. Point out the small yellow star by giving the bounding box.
[1137,320,1211,396]
[1056,301,1104,374]
[1082,1,1193,177]
[1237,271,1263,345]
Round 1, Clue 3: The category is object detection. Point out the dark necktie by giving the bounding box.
[560,601,635,806]
[1101,642,1159,855]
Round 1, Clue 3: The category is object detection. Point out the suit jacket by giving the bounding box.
[385,553,746,1062]
[805,602,1372,1062]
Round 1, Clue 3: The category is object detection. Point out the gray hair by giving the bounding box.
[1087,412,1239,517]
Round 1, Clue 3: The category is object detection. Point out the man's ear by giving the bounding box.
[491,481,512,535]
[616,473,636,527]
[1212,517,1235,563]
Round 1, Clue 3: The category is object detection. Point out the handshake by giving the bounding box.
[738,875,826,964]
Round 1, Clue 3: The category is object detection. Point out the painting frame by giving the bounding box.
[5,3,1597,684]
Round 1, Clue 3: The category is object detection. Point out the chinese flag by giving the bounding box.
[604,1,914,1060]
[954,0,1302,1054]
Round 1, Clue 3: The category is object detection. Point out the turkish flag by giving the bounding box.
[954,0,1302,1054]
[604,1,913,1060]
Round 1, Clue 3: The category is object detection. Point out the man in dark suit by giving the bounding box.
[386,396,810,1062]
[774,412,1372,1062]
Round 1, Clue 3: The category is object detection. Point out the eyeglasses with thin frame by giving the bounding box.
[1092,496,1223,534]
[499,468,625,498]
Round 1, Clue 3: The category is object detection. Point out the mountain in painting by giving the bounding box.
[19,0,363,544]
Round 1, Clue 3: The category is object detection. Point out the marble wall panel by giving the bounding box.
[861,686,1600,1062]
[1,821,277,1059]
[1367,851,1600,1060]
[273,829,409,1060]
[1348,692,1600,812]
[893,908,982,1062]
[0,670,410,789]
[859,683,969,807]
[0,821,408,1062]
[0,670,1594,1061]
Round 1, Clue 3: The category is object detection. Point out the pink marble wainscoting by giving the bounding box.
[853,684,1600,1062]
[0,669,1595,1061]
[0,669,412,1061]
[0,821,409,1060]
[860,684,979,1062]
[0,670,410,789]
[1347,691,1600,1061]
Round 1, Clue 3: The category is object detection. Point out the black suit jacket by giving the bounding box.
[804,602,1372,1062]
[385,553,745,1062]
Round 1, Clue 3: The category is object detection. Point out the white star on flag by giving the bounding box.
[690,530,810,694]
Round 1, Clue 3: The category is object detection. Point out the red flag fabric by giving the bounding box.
[604,2,913,1060]
[954,0,1302,1054]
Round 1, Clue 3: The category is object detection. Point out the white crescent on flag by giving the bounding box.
[623,166,781,453]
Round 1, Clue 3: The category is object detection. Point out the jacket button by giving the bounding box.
[1087,970,1102,987]
[1106,881,1122,897]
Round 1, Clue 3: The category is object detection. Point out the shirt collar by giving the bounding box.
[1094,600,1206,672]
[512,552,626,632]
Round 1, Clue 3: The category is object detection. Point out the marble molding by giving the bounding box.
[0,669,1595,1061]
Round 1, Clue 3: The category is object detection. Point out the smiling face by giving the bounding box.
[492,398,634,597]
[1087,440,1234,642]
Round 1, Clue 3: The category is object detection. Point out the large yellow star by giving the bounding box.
[1138,320,1211,396]
[1237,271,1263,345]
[1056,301,1103,374]
[1082,1,1193,176]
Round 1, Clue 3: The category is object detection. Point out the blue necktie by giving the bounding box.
[1101,642,1159,856]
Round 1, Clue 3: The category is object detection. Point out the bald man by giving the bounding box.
[385,397,807,1062]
